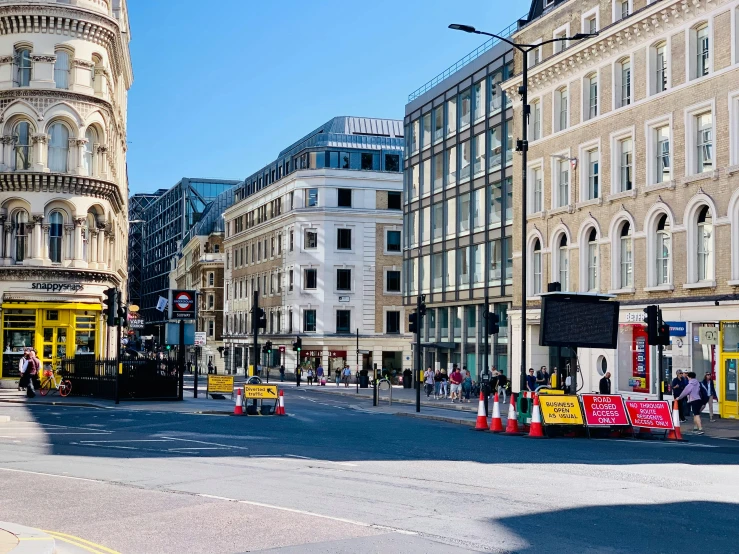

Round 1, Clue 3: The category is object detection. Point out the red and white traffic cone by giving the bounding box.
[666,399,683,441]
[474,390,489,431]
[275,390,286,416]
[504,393,521,435]
[489,392,504,433]
[233,388,243,416]
[526,394,545,438]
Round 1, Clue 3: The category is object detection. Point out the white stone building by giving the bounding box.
[0,0,132,385]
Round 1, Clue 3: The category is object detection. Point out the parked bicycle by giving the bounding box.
[39,367,72,397]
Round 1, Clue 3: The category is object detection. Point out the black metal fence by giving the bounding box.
[61,358,181,401]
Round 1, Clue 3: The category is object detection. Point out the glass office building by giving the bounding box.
[128,191,163,311]
[403,30,515,378]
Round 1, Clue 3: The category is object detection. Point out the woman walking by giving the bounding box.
[677,371,704,435]
[424,367,434,398]
[306,368,315,386]
[439,370,449,399]
[462,370,473,403]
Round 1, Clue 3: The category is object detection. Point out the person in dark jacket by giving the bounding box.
[526,368,537,392]
[701,372,718,422]
[599,372,612,394]
[671,370,688,422]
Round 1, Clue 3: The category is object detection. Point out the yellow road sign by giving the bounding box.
[207,375,234,394]
[538,395,584,425]
[243,385,278,399]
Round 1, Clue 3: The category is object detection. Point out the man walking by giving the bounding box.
[295,366,302,387]
[424,367,434,398]
[279,364,285,382]
[316,364,324,385]
[449,366,463,403]
[599,372,612,394]
[701,372,718,422]
[342,365,352,387]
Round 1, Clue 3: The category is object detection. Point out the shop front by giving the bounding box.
[1,302,102,381]
[719,322,739,419]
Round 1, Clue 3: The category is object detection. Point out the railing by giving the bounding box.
[408,17,524,102]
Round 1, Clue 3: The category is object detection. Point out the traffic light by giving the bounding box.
[254,307,267,330]
[165,345,171,351]
[657,311,670,346]
[118,304,128,328]
[419,296,427,317]
[292,337,302,352]
[485,312,500,335]
[409,312,418,334]
[103,288,118,326]
[262,344,268,354]
[265,340,273,354]
[643,305,659,345]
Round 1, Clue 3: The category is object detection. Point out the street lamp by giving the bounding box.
[449,23,597,390]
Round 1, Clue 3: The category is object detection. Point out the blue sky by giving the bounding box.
[126,0,523,194]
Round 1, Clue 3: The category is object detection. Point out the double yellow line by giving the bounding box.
[42,530,120,554]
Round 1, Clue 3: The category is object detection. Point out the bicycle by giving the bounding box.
[39,368,72,397]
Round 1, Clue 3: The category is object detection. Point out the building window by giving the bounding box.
[337,188,352,208]
[620,222,633,289]
[653,124,671,183]
[386,230,401,252]
[335,310,351,334]
[433,105,444,143]
[652,42,668,94]
[555,87,568,131]
[304,229,317,249]
[48,123,69,173]
[277,234,282,255]
[337,228,351,250]
[530,166,543,213]
[473,133,486,177]
[586,73,598,120]
[490,70,503,113]
[447,97,457,136]
[553,26,568,54]
[615,0,631,20]
[696,112,713,173]
[48,211,63,263]
[421,113,431,150]
[558,235,569,291]
[697,206,714,282]
[208,272,214,286]
[386,270,401,292]
[530,100,541,140]
[13,47,31,87]
[489,125,502,172]
[459,88,471,129]
[304,269,317,290]
[208,320,215,337]
[587,229,599,291]
[305,188,318,207]
[532,239,542,295]
[556,159,569,208]
[13,121,32,170]
[616,58,631,108]
[654,214,671,282]
[696,24,710,78]
[388,191,401,210]
[459,139,471,182]
[527,40,542,67]
[336,269,351,291]
[458,246,470,286]
[288,269,294,291]
[617,137,632,191]
[208,294,214,309]
[289,230,294,251]
[54,50,70,89]
[13,210,28,262]
[586,149,599,200]
[458,193,471,234]
[304,310,316,332]
[386,311,400,334]
[583,10,598,34]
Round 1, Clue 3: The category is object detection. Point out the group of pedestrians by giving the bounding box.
[17,348,41,398]
[423,365,474,403]
[672,370,717,434]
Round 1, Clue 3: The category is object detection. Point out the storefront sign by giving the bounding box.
[699,327,719,345]
[625,312,646,323]
[665,321,686,337]
[278,345,286,352]
[129,317,145,329]
[624,400,673,430]
[31,283,83,292]
[538,396,585,425]
[300,350,321,358]
[581,394,629,426]
[328,350,347,358]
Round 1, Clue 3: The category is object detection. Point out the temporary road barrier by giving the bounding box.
[538,395,584,426]
[276,389,286,416]
[489,392,504,433]
[580,394,630,427]
[525,394,545,438]
[666,399,684,441]
[233,388,243,416]
[624,399,673,435]
[504,393,523,435]
[207,375,234,399]
[474,390,489,431]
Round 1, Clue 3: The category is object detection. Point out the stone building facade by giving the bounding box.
[506,0,739,417]
[0,0,132,384]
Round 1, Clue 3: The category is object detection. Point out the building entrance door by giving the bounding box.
[41,326,68,374]
[721,357,739,419]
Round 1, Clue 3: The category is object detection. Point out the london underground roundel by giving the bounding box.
[174,291,194,312]
[171,290,196,319]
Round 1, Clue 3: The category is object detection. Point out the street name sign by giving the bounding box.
[581,394,629,426]
[538,395,584,425]
[243,385,278,399]
[624,400,673,430]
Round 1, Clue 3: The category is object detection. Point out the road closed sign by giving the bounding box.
[538,395,584,425]
[625,400,674,430]
[581,394,630,426]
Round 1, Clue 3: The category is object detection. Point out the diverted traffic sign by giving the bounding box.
[243,385,278,399]
[207,375,234,395]
[625,400,673,430]
[538,395,584,425]
[581,394,629,426]
[169,290,196,320]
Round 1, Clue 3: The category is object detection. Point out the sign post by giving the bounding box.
[169,290,196,401]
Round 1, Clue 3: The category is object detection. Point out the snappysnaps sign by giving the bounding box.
[624,400,674,430]
[538,396,584,425]
[581,394,630,427]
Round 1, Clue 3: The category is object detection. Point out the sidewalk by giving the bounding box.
[0,522,55,554]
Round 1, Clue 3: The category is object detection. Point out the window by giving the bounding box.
[336,269,351,291]
[445,198,456,237]
[532,239,542,295]
[288,270,294,291]
[489,126,502,171]
[656,215,671,285]
[530,166,543,213]
[13,121,32,170]
[530,100,541,140]
[411,164,420,198]
[386,311,400,334]
[304,269,317,289]
[13,47,31,87]
[208,294,215,309]
[473,133,485,177]
[304,229,317,249]
[459,139,471,182]
[586,149,599,200]
[473,80,486,123]
[13,210,28,262]
[388,191,401,210]
[587,229,599,291]
[489,70,503,113]
[48,123,69,173]
[277,234,282,255]
[336,310,351,334]
[527,40,542,67]
[336,228,351,250]
[556,159,569,208]
[459,88,471,128]
[697,206,713,281]
[489,181,502,227]
[289,230,294,251]
[433,106,444,143]
[446,97,457,136]
[653,42,668,94]
[386,230,401,252]
[696,112,713,173]
[48,212,63,263]
[337,188,352,207]
[208,272,215,286]
[208,320,215,337]
[489,240,502,284]
[458,193,470,234]
[432,254,443,291]
[432,203,443,241]
[587,74,598,119]
[654,125,671,183]
[555,88,568,131]
[616,59,631,108]
[83,127,97,176]
[696,25,710,78]
[433,154,443,192]
[54,50,70,89]
[458,246,470,286]
[583,11,598,34]
[304,310,316,332]
[386,270,401,292]
[620,222,633,288]
[422,113,431,150]
[618,138,633,191]
[505,237,513,283]
[616,0,630,20]
[305,188,318,207]
[446,146,457,186]
[558,235,569,291]
[385,154,400,172]
[553,27,568,54]
[473,188,484,231]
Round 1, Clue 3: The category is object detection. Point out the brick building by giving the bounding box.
[506,0,739,417]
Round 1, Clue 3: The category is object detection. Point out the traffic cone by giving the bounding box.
[504,393,521,435]
[489,392,504,433]
[233,388,243,416]
[276,390,286,416]
[474,390,489,431]
[666,399,684,441]
[526,394,545,438]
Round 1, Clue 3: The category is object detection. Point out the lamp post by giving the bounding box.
[449,24,597,390]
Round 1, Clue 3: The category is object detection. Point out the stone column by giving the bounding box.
[41,223,50,263]
[64,224,74,265]
[96,145,108,180]
[107,233,114,269]
[72,138,88,175]
[29,215,43,265]
[90,229,98,266]
[32,133,48,173]
[0,136,13,171]
[73,217,85,265]
[2,221,10,264]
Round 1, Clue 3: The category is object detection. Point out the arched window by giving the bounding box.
[587,229,599,291]
[83,127,97,176]
[208,272,215,286]
[49,212,63,263]
[13,121,32,170]
[656,214,671,285]
[48,123,69,173]
[697,206,713,281]
[558,234,569,291]
[532,239,542,295]
[13,47,31,87]
[54,51,70,89]
[620,222,633,289]
[13,210,28,262]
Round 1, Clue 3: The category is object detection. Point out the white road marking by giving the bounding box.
[79,439,173,443]
[167,447,229,451]
[284,454,357,467]
[158,436,250,450]
[0,467,102,483]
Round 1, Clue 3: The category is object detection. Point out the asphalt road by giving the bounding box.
[0,392,738,553]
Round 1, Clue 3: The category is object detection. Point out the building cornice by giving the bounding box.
[0,265,121,286]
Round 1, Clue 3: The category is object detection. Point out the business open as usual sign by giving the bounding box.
[169,289,196,320]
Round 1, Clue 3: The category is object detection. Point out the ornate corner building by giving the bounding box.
[0,0,132,385]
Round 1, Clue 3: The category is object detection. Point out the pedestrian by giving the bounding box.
[207,360,214,375]
[599,371,612,394]
[536,366,550,388]
[677,371,704,434]
[439,370,449,398]
[672,370,688,422]
[279,364,285,382]
[335,368,341,386]
[17,349,30,394]
[295,366,302,387]
[24,349,40,398]
[424,367,434,398]
[342,366,352,387]
[307,368,314,386]
[526,368,537,392]
[701,372,718,422]
[497,371,508,404]
[462,370,473,402]
[449,366,463,403]
[433,369,442,399]
[316,364,324,384]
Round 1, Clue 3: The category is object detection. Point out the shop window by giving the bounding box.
[46,310,59,321]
